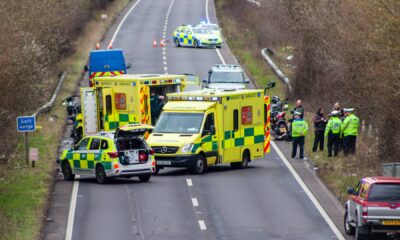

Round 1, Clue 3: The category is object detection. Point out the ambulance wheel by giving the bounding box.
[62,160,75,181]
[194,40,199,48]
[192,155,207,174]
[174,38,181,47]
[138,174,151,182]
[95,164,108,184]
[231,151,249,169]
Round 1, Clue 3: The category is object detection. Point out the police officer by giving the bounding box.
[325,110,342,157]
[341,108,360,155]
[291,111,308,159]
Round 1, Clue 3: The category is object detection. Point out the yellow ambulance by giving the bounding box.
[146,89,271,174]
[78,74,197,140]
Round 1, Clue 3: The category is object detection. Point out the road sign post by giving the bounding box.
[16,116,36,166]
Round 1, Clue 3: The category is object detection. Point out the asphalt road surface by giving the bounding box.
[68,0,348,239]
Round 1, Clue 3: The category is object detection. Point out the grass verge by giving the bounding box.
[0,1,130,239]
[215,0,379,203]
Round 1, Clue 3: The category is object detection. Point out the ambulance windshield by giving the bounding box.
[154,112,204,134]
[210,71,243,83]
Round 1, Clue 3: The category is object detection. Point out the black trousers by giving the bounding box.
[312,131,324,152]
[292,136,305,158]
[343,135,357,155]
[327,132,340,157]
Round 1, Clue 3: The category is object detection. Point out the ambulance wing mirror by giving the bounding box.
[126,63,132,69]
[264,81,276,95]
[210,125,216,135]
[84,65,89,72]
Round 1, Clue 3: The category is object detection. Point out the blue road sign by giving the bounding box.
[17,116,36,132]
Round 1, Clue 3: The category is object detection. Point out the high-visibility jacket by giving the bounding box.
[325,116,342,137]
[292,119,308,137]
[341,114,359,136]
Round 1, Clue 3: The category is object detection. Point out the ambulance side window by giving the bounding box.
[203,113,215,136]
[233,109,239,131]
[100,140,109,150]
[76,138,90,151]
[89,138,100,150]
[106,95,112,115]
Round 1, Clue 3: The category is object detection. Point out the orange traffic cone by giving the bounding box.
[160,39,165,47]
[95,42,101,49]
[153,40,157,47]
[107,41,113,49]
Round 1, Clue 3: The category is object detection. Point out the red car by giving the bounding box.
[344,177,400,240]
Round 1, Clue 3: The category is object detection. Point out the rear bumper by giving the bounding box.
[107,162,154,177]
[363,220,400,232]
[155,155,198,168]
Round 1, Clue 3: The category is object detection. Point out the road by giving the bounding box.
[45,0,364,239]
[68,0,340,239]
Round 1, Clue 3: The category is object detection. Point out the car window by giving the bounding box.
[368,183,400,202]
[186,30,192,35]
[203,113,215,136]
[100,139,109,150]
[76,138,90,151]
[89,138,100,150]
[359,183,370,199]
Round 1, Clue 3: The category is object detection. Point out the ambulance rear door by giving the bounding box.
[81,88,98,134]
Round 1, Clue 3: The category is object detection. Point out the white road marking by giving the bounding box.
[205,0,343,238]
[110,0,142,45]
[205,0,226,65]
[192,198,199,207]
[186,178,193,186]
[164,67,168,71]
[198,220,207,230]
[163,61,167,65]
[65,177,79,240]
[162,0,174,74]
[163,56,167,60]
[271,141,345,240]
[65,1,144,238]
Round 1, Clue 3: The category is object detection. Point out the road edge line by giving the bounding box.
[205,0,226,65]
[271,141,345,240]
[65,179,79,240]
[110,0,142,45]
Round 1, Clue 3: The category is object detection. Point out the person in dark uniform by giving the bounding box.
[312,108,327,152]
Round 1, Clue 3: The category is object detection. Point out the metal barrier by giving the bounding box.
[261,48,292,93]
[382,163,400,177]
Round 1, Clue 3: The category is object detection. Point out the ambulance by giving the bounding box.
[76,74,197,142]
[146,89,271,174]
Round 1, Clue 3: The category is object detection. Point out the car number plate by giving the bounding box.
[382,220,400,225]
[157,160,171,166]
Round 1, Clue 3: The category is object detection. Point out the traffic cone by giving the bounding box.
[153,40,157,47]
[159,39,165,47]
[95,42,101,49]
[107,41,113,49]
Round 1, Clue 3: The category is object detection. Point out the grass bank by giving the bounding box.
[0,1,130,239]
[215,0,379,203]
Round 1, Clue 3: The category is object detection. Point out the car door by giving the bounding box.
[72,137,90,174]
[179,27,186,45]
[186,29,193,46]
[84,137,101,176]
[201,112,218,165]
[349,181,366,221]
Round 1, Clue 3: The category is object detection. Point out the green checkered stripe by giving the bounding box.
[104,113,138,130]
[66,150,112,170]
[223,127,264,148]
[192,135,218,153]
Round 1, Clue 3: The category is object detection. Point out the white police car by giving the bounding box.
[203,64,250,90]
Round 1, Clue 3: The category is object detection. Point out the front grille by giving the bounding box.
[152,146,179,154]
[208,39,213,42]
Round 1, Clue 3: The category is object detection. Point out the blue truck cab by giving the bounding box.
[85,49,131,86]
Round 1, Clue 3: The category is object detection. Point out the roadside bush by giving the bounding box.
[0,0,112,161]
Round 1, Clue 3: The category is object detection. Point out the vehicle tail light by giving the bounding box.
[114,163,119,169]
[152,160,156,166]
[139,151,148,162]
[150,149,155,155]
[362,206,368,223]
[108,152,119,158]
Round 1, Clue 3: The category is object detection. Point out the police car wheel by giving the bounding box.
[216,45,222,49]
[62,161,75,181]
[194,40,199,48]
[192,155,207,174]
[138,174,151,182]
[95,164,108,184]
[174,38,181,47]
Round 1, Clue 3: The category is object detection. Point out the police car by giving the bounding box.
[203,64,250,90]
[195,22,221,36]
[173,25,222,48]
[59,124,155,184]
